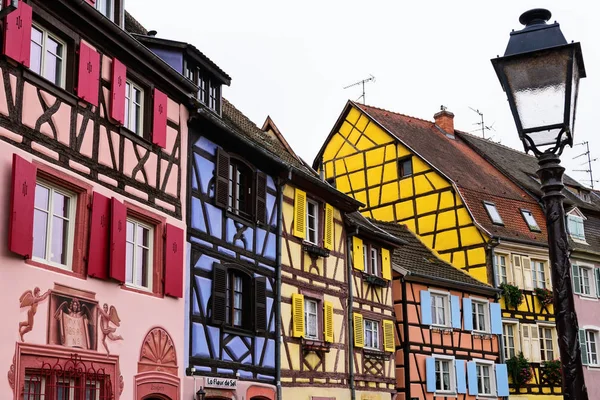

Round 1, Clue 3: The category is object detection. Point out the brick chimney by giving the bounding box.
[434,107,455,136]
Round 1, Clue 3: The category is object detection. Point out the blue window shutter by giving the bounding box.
[421,290,432,325]
[451,295,461,329]
[426,357,436,392]
[455,359,467,394]
[579,329,589,365]
[496,363,510,396]
[463,298,473,331]
[490,302,502,335]
[467,361,478,395]
[573,265,581,294]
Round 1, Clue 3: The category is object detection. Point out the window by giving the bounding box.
[568,215,586,241]
[30,25,66,88]
[23,371,107,400]
[472,300,489,332]
[587,330,599,365]
[228,161,253,217]
[364,319,379,349]
[225,271,249,328]
[431,293,449,327]
[306,199,319,244]
[184,64,194,81]
[503,323,517,359]
[33,182,75,270]
[95,0,114,20]
[125,80,144,135]
[369,247,379,276]
[125,218,153,290]
[521,209,541,232]
[208,81,219,112]
[476,362,495,396]
[532,260,547,289]
[199,75,207,104]
[398,157,413,178]
[574,264,593,296]
[435,358,455,393]
[304,298,318,339]
[539,326,555,361]
[484,202,503,225]
[495,254,507,285]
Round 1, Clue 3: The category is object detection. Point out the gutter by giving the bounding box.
[394,266,500,297]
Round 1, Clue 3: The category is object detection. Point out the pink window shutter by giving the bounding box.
[87,192,110,279]
[77,42,100,106]
[152,88,168,148]
[164,224,184,298]
[8,154,37,258]
[110,58,127,125]
[109,197,127,283]
[3,1,33,67]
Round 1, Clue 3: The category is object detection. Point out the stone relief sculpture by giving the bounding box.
[18,287,50,342]
[54,298,93,349]
[98,303,123,355]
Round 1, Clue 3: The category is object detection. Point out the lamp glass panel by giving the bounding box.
[570,58,580,136]
[503,49,571,134]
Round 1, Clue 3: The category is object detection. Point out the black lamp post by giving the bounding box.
[491,9,588,400]
[196,387,206,400]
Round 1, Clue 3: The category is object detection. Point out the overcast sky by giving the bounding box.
[126,0,599,188]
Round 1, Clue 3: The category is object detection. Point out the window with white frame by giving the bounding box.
[476,362,495,396]
[95,0,115,20]
[125,80,144,136]
[364,319,379,349]
[435,358,455,393]
[587,330,599,366]
[496,254,508,285]
[369,247,379,276]
[125,218,153,290]
[521,209,541,232]
[33,182,76,270]
[484,202,503,225]
[306,199,319,245]
[209,81,219,111]
[532,260,547,289]
[430,293,450,327]
[573,264,593,296]
[472,299,489,332]
[539,326,556,361]
[30,25,66,88]
[568,215,586,242]
[503,323,518,359]
[304,298,318,339]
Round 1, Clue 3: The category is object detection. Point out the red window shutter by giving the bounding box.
[8,154,36,258]
[164,224,184,298]
[85,0,96,5]
[3,1,33,67]
[152,88,168,148]
[88,192,110,279]
[110,58,127,125]
[110,197,127,283]
[77,42,100,106]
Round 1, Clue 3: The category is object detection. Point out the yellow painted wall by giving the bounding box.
[321,105,489,283]
[281,387,351,400]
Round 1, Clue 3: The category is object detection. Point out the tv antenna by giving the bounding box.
[468,107,495,139]
[344,75,375,104]
[573,141,598,189]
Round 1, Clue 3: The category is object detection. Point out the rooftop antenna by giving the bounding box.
[573,141,598,189]
[468,107,495,139]
[344,75,375,104]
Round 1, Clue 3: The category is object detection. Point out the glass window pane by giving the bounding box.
[139,246,150,288]
[126,242,134,283]
[33,210,48,259]
[30,42,43,75]
[126,221,134,242]
[46,36,61,57]
[53,192,70,218]
[35,185,50,210]
[50,215,68,265]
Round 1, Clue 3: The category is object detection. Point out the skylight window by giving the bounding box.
[521,209,541,232]
[484,202,503,225]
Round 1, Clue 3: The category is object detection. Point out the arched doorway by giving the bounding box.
[135,327,180,400]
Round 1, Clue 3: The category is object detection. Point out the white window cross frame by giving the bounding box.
[125,218,154,291]
[430,291,451,328]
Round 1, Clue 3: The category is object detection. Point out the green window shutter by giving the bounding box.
[573,265,581,294]
[579,329,589,365]
[596,268,600,298]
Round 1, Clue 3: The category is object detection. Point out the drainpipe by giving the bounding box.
[347,227,359,400]
[402,276,410,400]
[275,174,285,400]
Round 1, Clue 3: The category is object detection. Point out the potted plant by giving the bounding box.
[535,287,553,306]
[507,353,533,388]
[500,283,524,308]
[542,359,562,386]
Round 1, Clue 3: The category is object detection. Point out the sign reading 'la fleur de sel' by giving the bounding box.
[205,377,237,389]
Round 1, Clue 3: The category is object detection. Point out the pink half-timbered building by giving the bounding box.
[0,1,195,399]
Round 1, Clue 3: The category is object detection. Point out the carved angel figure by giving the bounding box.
[98,303,123,355]
[18,287,50,342]
[54,298,93,349]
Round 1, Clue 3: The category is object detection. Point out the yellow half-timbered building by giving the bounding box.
[314,102,561,399]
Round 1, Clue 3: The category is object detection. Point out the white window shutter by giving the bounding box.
[522,257,533,290]
[513,255,524,288]
[521,324,531,360]
[545,262,552,290]
[531,325,541,362]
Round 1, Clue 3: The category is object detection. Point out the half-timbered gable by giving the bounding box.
[345,212,404,398]
[375,222,506,400]
[1,3,192,400]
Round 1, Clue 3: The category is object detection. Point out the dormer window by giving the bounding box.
[183,61,221,114]
[483,202,503,225]
[579,190,592,203]
[568,214,586,242]
[95,0,115,20]
[521,209,541,232]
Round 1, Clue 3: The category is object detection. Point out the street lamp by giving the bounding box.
[492,8,588,400]
[196,387,206,400]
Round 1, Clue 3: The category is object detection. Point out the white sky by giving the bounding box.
[126,0,599,188]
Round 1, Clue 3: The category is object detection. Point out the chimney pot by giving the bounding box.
[434,109,455,135]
